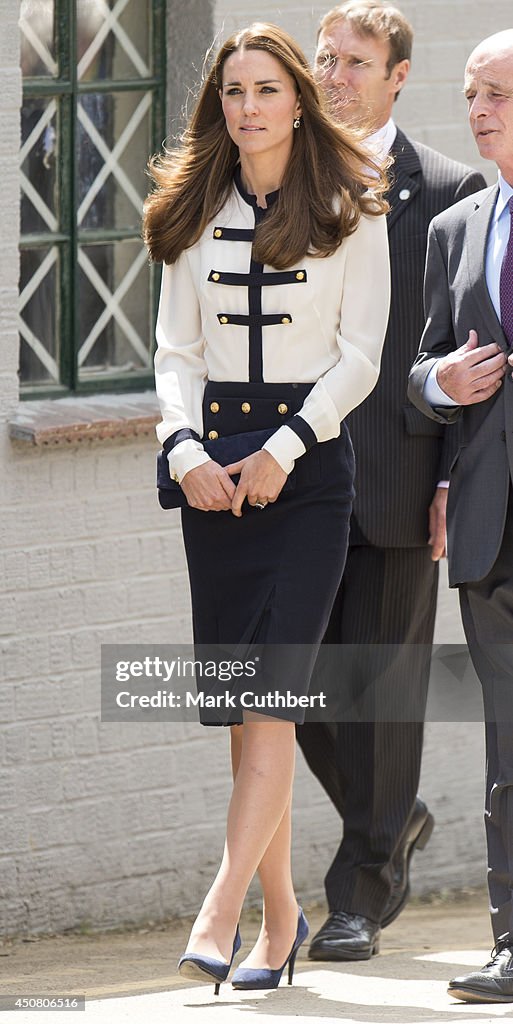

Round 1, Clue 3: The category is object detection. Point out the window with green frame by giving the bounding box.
[19,0,166,398]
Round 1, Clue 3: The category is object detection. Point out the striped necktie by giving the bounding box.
[500,195,513,347]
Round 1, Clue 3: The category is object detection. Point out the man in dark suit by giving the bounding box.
[408,28,513,1005]
[297,0,486,961]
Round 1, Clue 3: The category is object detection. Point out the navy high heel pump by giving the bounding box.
[231,907,309,990]
[178,926,241,996]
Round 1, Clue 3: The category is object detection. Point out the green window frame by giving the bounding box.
[19,0,166,398]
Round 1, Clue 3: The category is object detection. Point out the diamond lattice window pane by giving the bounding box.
[77,90,151,232]
[77,0,151,82]
[77,240,151,380]
[21,97,59,235]
[19,246,60,385]
[20,0,57,78]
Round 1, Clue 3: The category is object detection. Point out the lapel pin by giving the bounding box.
[399,188,411,201]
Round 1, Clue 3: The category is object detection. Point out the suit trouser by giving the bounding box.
[296,540,438,922]
[459,505,513,942]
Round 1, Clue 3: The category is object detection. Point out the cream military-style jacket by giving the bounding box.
[154,173,391,483]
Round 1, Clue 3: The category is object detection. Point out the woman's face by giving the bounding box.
[220,48,302,165]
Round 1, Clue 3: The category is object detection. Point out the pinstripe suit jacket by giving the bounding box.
[347,127,486,548]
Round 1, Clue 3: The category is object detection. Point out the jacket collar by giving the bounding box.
[234,164,280,213]
[386,128,422,231]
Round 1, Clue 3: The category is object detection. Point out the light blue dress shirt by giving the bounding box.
[424,173,513,407]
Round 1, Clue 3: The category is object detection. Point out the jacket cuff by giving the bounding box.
[262,425,307,475]
[423,365,460,407]
[167,439,211,483]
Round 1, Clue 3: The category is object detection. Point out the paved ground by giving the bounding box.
[1,892,513,1023]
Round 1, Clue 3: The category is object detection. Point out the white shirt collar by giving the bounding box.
[366,118,397,160]
[494,172,513,221]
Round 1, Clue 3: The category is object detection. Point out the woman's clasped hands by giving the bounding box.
[180,450,288,516]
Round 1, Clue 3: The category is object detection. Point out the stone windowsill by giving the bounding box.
[8,391,160,447]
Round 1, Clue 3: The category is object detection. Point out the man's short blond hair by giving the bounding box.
[318,1,413,76]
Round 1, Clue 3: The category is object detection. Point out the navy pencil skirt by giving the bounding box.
[180,381,355,725]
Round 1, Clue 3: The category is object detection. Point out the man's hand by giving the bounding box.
[436,330,506,404]
[428,486,448,561]
[180,460,236,511]
[225,450,288,517]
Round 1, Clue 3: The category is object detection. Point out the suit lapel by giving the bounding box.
[465,185,507,349]
[386,129,421,232]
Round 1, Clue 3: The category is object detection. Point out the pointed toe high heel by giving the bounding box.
[178,926,241,995]
[231,908,309,990]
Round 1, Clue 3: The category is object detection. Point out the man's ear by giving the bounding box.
[392,59,410,96]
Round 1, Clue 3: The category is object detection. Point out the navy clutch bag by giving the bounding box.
[157,426,295,510]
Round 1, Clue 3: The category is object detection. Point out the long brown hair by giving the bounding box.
[143,22,389,269]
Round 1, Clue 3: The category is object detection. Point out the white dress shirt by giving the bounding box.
[154,182,391,482]
[424,173,513,407]
[366,117,397,161]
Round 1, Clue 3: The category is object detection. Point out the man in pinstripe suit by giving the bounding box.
[296,0,486,961]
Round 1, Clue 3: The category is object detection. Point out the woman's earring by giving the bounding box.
[293,117,301,129]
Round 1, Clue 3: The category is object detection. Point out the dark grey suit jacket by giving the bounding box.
[408,184,512,586]
[348,128,485,547]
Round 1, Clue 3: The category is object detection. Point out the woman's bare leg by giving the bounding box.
[184,718,297,964]
[229,726,299,969]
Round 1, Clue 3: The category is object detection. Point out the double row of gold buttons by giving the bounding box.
[207,400,289,440]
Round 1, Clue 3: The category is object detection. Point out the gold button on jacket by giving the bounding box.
[214,229,222,238]
[208,430,219,440]
[278,403,288,415]
[210,401,220,413]
[295,271,305,280]
[212,272,220,281]
[281,317,291,324]
[241,402,251,414]
[219,316,228,324]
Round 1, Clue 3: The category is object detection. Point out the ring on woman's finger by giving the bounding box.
[254,500,267,510]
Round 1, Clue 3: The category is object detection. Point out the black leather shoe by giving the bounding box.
[308,911,380,961]
[448,936,513,1002]
[381,796,434,928]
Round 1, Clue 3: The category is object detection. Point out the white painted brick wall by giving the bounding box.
[0,0,495,938]
[0,0,21,428]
